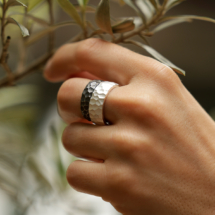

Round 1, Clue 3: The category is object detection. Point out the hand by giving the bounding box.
[44,38,215,215]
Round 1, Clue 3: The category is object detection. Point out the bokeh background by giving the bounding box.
[0,0,215,214]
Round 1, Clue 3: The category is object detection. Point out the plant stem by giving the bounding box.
[1,0,6,47]
[113,3,166,44]
[0,33,83,88]
[0,0,169,88]
[0,0,14,85]
[47,0,55,53]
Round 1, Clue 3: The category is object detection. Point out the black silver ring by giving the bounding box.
[80,80,103,121]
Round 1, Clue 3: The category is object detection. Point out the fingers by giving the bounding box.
[62,122,115,160]
[67,160,107,197]
[57,77,120,124]
[44,38,164,85]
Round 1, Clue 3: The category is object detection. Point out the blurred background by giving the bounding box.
[0,0,215,214]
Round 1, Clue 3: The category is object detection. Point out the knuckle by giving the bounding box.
[76,38,104,63]
[111,128,150,159]
[111,88,162,120]
[156,65,176,80]
[155,65,182,89]
[107,165,133,190]
[111,128,130,153]
[138,94,161,117]
[125,93,160,119]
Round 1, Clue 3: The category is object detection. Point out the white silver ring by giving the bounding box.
[89,81,119,125]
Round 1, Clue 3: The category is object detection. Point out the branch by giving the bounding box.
[112,4,167,44]
[0,0,170,88]
[0,0,14,84]
[1,0,6,46]
[0,53,52,87]
[47,0,55,53]
[0,36,11,63]
[0,33,83,88]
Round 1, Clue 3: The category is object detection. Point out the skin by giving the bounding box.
[44,38,215,215]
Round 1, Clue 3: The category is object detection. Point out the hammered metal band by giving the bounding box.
[89,81,119,125]
[80,80,103,121]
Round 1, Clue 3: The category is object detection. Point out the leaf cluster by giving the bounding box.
[0,0,215,87]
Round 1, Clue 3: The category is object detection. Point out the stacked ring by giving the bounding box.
[80,80,119,125]
[80,80,103,122]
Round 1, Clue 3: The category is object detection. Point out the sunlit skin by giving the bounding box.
[44,38,215,215]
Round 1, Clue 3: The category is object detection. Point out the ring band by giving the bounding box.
[80,80,119,125]
[89,81,119,125]
[80,80,103,121]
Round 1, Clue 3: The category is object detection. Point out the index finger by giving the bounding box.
[44,38,164,85]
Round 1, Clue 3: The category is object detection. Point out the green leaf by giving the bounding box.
[152,17,192,33]
[28,0,44,11]
[21,0,45,11]
[112,18,135,33]
[95,0,113,35]
[125,40,185,75]
[77,0,89,6]
[25,21,77,46]
[6,0,27,8]
[6,17,29,37]
[57,0,83,27]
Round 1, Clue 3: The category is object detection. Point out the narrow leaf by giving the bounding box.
[136,0,155,23]
[126,40,185,75]
[112,18,135,33]
[6,17,29,37]
[6,0,27,8]
[123,0,146,26]
[95,0,113,35]
[25,21,77,46]
[27,0,45,11]
[166,0,186,11]
[161,15,215,25]
[77,0,83,6]
[77,0,89,6]
[152,17,192,33]
[57,0,83,27]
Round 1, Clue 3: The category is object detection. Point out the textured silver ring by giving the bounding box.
[89,81,119,125]
[80,80,104,121]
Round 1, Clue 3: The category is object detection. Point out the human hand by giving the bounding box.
[44,38,215,215]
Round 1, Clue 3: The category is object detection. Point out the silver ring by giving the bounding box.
[89,81,119,125]
[80,80,104,122]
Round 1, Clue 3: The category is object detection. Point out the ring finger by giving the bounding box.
[57,77,121,124]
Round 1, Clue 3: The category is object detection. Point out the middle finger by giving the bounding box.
[62,122,117,161]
